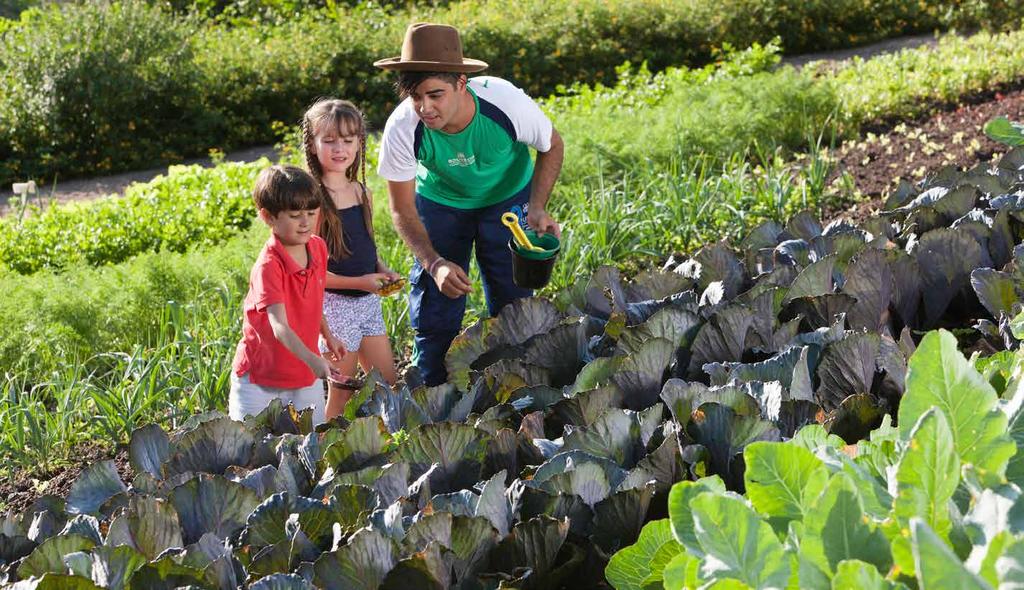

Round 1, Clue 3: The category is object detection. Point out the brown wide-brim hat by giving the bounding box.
[374,22,488,73]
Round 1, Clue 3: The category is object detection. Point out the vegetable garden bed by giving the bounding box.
[0,446,131,519]
[827,82,1024,220]
[2,137,1021,587]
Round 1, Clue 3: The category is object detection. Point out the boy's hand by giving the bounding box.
[323,334,346,362]
[360,273,390,293]
[309,356,337,381]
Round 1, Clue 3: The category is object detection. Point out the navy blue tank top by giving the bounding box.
[326,203,378,297]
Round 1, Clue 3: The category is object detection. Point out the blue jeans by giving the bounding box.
[409,184,534,386]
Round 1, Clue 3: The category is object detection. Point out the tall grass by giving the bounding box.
[0,284,238,476]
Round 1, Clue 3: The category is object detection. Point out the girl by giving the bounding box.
[304,98,400,420]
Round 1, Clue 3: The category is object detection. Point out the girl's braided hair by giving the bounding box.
[302,98,372,260]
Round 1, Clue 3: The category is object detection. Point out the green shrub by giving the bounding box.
[0,2,225,184]
[191,9,398,150]
[941,0,1024,31]
[4,0,1023,187]
[0,159,263,274]
[157,0,446,24]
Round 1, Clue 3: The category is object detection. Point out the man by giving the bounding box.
[375,22,564,386]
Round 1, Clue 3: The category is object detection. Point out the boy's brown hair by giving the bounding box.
[252,165,321,216]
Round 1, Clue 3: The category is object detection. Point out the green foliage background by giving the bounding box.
[2,0,1023,185]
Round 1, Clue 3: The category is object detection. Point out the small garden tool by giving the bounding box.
[501,212,544,252]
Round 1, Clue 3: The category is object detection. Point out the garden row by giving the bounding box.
[2,0,1022,185]
[2,144,1022,587]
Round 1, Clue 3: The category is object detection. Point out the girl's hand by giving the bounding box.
[381,267,402,282]
[323,334,346,362]
[359,273,390,293]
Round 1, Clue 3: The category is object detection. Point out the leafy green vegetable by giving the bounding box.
[984,117,1024,146]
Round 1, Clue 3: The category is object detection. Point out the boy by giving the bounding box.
[229,164,344,425]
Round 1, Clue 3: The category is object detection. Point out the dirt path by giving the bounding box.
[781,33,938,68]
[1,144,279,216]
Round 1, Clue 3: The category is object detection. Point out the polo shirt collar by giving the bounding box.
[268,234,309,275]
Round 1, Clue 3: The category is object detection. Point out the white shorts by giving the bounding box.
[320,291,386,353]
[228,373,326,426]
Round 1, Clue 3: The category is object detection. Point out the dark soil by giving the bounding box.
[824,84,1024,223]
[0,444,133,517]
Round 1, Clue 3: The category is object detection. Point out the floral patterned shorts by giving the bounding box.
[319,291,386,353]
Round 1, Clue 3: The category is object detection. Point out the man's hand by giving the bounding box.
[431,260,472,298]
[527,206,561,239]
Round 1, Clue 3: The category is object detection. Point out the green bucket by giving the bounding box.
[509,230,560,289]
[513,230,560,260]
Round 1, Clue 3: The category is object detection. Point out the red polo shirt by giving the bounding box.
[232,234,328,389]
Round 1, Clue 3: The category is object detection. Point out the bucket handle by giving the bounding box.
[501,212,543,252]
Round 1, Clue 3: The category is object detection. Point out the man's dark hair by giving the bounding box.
[395,71,465,99]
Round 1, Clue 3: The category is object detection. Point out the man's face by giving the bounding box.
[408,76,465,131]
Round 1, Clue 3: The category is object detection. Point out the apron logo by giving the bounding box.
[447,152,476,167]
[509,203,530,229]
